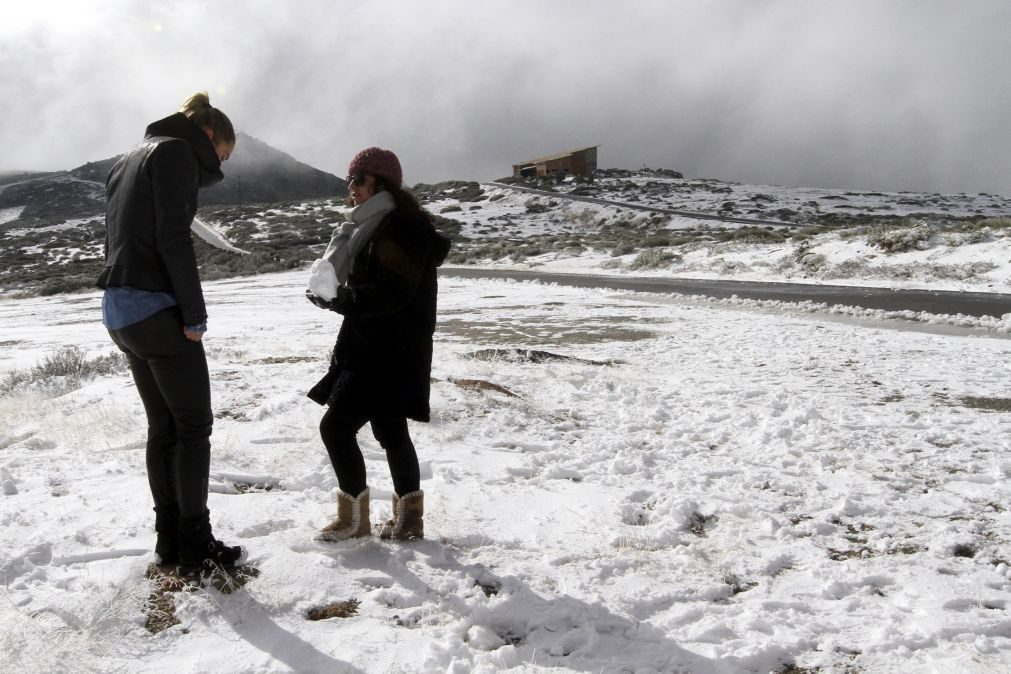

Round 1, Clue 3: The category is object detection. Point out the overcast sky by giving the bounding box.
[2,0,1009,195]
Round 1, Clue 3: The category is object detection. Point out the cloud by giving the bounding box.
[2,0,1009,195]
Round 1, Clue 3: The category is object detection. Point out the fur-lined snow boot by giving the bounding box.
[154,506,179,564]
[379,490,424,541]
[177,510,242,572]
[316,488,371,542]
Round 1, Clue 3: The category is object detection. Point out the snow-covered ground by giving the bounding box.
[1,268,1010,673]
[422,175,1011,239]
[0,205,26,225]
[424,179,1011,294]
[481,229,1011,294]
[546,172,1011,221]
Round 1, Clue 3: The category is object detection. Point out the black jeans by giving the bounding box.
[319,407,420,496]
[109,308,212,521]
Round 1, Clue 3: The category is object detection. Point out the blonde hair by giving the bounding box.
[179,91,235,146]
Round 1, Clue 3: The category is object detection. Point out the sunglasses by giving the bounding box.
[347,174,366,186]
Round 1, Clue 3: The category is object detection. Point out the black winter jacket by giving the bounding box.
[97,113,224,326]
[308,209,452,422]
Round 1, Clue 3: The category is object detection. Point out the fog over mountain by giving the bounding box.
[0,133,344,226]
[2,1,1009,196]
[198,133,345,206]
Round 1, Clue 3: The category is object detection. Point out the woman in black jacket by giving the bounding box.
[306,147,451,542]
[98,92,241,572]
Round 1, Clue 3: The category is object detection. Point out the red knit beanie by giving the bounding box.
[347,147,403,186]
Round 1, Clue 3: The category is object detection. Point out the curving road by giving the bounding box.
[442,267,1011,319]
[493,182,799,228]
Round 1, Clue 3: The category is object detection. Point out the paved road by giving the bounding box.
[442,267,1011,319]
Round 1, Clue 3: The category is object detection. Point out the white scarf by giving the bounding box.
[308,190,395,300]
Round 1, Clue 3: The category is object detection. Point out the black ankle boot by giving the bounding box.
[178,510,242,571]
[154,507,179,564]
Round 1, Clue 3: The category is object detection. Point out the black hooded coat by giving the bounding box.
[97,112,224,326]
[308,209,452,422]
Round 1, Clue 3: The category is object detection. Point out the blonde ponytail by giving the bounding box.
[179,91,235,146]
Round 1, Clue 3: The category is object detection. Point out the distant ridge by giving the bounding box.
[200,131,345,206]
[1,132,345,226]
[68,131,346,208]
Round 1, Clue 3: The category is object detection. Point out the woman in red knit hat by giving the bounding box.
[306,147,451,541]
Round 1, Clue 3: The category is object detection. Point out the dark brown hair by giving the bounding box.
[349,176,432,222]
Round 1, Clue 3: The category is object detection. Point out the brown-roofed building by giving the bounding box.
[512,146,599,178]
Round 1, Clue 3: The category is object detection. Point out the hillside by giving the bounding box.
[1,167,1009,298]
[424,172,1011,294]
[0,133,347,295]
[68,133,345,208]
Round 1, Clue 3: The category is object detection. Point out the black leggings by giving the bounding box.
[320,407,420,496]
[109,308,213,521]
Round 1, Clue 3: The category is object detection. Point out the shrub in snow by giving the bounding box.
[866,222,935,253]
[629,248,681,270]
[1,346,126,395]
[525,199,557,214]
[718,227,787,244]
[513,245,545,259]
[798,252,827,272]
[415,181,484,203]
[940,229,990,247]
[787,239,827,272]
[640,234,673,248]
[560,207,599,226]
[598,258,624,270]
[820,260,997,283]
[790,226,831,242]
[610,242,636,257]
[965,216,1011,231]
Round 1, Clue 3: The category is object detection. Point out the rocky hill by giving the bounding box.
[2,165,1008,298]
[1,132,345,227]
[199,132,345,206]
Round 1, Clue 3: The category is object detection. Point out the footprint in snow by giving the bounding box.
[248,436,311,445]
[618,489,657,526]
[1,467,16,495]
[209,472,284,494]
[236,519,297,538]
[25,437,58,451]
[1,543,54,584]
[0,431,36,450]
[942,598,1007,612]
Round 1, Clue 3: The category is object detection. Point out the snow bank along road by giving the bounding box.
[444,267,1011,319]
